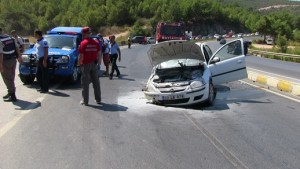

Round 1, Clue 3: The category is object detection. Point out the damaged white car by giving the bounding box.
[144,39,247,106]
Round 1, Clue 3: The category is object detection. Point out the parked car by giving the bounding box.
[131,36,145,44]
[147,37,155,44]
[266,38,273,45]
[195,35,202,40]
[216,36,223,41]
[201,36,208,40]
[220,39,226,44]
[144,39,247,106]
[19,27,85,84]
[22,37,31,50]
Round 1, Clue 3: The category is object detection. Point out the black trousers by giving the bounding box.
[36,57,49,91]
[109,54,120,77]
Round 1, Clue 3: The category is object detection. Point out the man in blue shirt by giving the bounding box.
[108,35,121,80]
[34,29,49,93]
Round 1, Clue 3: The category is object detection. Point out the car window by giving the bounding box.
[45,36,76,49]
[203,45,213,63]
[213,40,242,62]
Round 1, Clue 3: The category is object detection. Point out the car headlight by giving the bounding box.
[21,54,30,62]
[57,56,69,63]
[145,82,160,92]
[189,78,206,89]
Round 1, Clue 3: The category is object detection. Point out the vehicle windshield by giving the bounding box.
[161,25,185,36]
[158,59,202,69]
[45,36,75,49]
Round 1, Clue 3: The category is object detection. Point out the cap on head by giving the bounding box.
[11,30,16,33]
[82,27,91,34]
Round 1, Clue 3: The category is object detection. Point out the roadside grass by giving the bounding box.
[116,34,129,46]
[98,26,129,37]
[250,43,300,63]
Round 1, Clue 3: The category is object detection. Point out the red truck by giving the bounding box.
[155,22,186,43]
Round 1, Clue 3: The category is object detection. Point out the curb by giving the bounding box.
[247,71,300,96]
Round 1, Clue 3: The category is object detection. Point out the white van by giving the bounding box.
[266,38,273,45]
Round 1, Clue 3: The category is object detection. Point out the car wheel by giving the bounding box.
[20,74,35,84]
[205,81,216,106]
[68,66,80,83]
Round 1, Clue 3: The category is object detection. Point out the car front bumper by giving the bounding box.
[144,83,209,106]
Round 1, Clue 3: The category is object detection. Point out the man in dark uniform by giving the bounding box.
[78,27,102,106]
[34,29,49,93]
[0,27,22,102]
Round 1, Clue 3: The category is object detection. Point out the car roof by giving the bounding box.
[45,34,77,38]
[47,27,83,35]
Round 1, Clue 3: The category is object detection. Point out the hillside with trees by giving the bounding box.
[217,0,300,13]
[0,0,299,43]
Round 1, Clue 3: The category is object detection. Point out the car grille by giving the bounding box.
[160,88,185,93]
[48,55,63,68]
[28,55,62,68]
[160,98,190,104]
[158,85,187,93]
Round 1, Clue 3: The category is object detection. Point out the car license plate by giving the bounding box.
[162,95,184,100]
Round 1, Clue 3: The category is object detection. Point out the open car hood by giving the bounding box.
[147,40,205,66]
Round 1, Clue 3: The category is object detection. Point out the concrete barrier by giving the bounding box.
[247,70,300,97]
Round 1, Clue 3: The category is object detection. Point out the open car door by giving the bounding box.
[208,39,247,85]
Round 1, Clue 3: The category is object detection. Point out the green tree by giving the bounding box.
[276,35,288,53]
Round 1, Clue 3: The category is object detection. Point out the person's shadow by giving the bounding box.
[13,99,41,110]
[88,102,128,112]
[48,90,70,97]
[115,74,135,81]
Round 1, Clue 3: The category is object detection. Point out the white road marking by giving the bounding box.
[0,97,45,138]
[247,67,300,84]
[240,80,300,104]
[0,83,62,139]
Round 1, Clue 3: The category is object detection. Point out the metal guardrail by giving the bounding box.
[249,49,300,60]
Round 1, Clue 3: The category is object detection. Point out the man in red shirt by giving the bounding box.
[78,27,102,106]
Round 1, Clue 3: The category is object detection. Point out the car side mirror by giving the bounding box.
[210,57,220,64]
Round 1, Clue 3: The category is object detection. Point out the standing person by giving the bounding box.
[108,35,121,80]
[143,36,147,44]
[127,36,131,48]
[11,30,24,53]
[34,29,49,93]
[0,27,22,102]
[102,38,110,76]
[78,27,102,106]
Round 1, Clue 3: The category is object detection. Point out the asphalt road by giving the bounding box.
[0,44,300,169]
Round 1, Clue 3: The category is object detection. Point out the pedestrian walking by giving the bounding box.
[102,38,110,76]
[34,29,49,93]
[11,30,24,53]
[108,35,121,80]
[0,27,22,102]
[78,27,102,106]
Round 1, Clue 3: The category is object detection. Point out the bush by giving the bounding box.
[293,29,300,42]
[130,20,151,36]
[276,35,288,53]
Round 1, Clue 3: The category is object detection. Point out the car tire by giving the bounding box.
[68,66,80,83]
[20,74,35,84]
[205,81,216,106]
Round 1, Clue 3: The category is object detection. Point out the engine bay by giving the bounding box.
[152,63,204,84]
